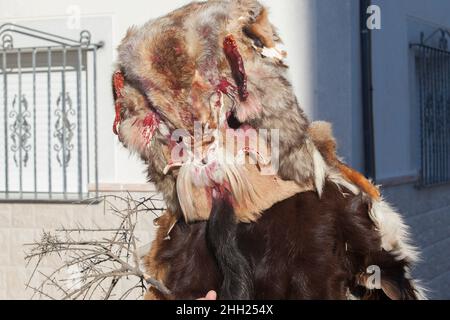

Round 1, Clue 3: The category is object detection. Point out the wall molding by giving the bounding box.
[377,173,419,187]
[88,183,157,193]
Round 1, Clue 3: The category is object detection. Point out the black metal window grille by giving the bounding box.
[411,29,450,187]
[0,24,103,201]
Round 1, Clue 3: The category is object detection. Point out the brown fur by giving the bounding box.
[144,182,419,300]
[143,213,177,300]
[337,163,381,200]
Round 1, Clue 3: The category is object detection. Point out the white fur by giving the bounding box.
[260,44,287,61]
[119,118,148,156]
[176,161,197,221]
[368,201,429,297]
[330,171,420,264]
[345,289,360,300]
[328,170,427,299]
[409,278,429,300]
[369,200,420,264]
[175,142,264,222]
[327,169,361,196]
[311,144,327,197]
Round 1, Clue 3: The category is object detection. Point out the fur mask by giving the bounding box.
[112,0,324,221]
[112,0,377,221]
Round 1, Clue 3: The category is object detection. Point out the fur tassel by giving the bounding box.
[311,142,327,197]
[206,195,254,300]
[176,161,197,222]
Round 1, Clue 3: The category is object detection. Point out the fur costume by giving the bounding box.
[112,0,426,300]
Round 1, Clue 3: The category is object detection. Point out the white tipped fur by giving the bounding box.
[260,46,286,60]
[118,118,150,156]
[409,279,429,300]
[311,143,327,197]
[176,161,198,221]
[369,200,420,264]
[176,146,264,223]
[328,170,426,298]
[329,170,419,264]
[327,169,361,196]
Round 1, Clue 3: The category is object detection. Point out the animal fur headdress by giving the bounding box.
[112,0,393,220]
[112,0,323,222]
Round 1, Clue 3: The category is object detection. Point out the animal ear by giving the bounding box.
[242,7,276,49]
[234,2,286,59]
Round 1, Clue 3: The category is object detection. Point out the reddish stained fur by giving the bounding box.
[223,34,249,100]
[112,71,125,135]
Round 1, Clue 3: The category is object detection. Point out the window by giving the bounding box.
[0,24,102,201]
[412,29,450,187]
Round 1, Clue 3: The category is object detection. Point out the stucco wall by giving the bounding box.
[371,0,450,299]
[371,0,450,181]
[383,183,450,299]
[0,193,158,300]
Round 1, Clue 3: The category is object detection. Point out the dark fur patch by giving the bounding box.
[151,32,195,91]
[206,197,254,300]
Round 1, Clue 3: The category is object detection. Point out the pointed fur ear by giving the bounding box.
[232,1,286,59]
[230,0,276,48]
[243,7,276,48]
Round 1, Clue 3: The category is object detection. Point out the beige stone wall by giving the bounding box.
[0,192,159,300]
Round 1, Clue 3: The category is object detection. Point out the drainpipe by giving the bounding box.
[360,0,376,181]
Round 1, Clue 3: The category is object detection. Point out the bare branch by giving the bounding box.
[25,194,170,300]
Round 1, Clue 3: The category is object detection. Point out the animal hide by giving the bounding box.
[113,0,426,300]
[144,182,425,300]
[113,0,321,221]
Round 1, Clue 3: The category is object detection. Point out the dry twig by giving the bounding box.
[25,194,170,300]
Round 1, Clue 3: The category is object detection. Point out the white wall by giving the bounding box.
[0,192,157,299]
[372,0,450,182]
[370,0,450,299]
[310,0,363,169]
